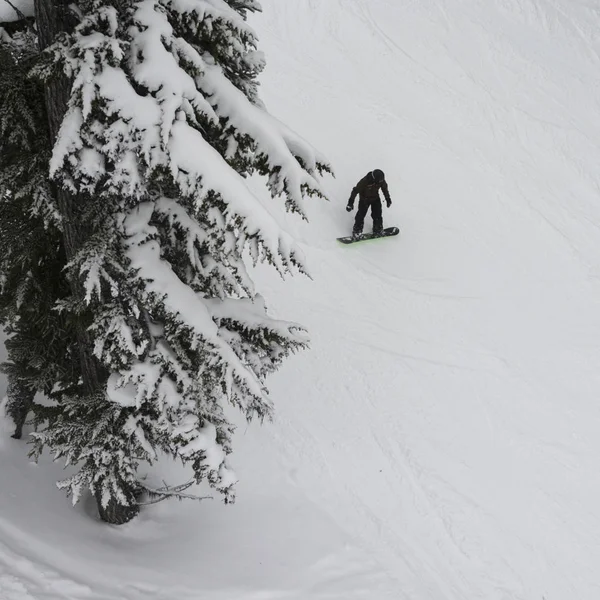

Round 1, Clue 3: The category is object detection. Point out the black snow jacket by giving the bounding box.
[348,172,391,206]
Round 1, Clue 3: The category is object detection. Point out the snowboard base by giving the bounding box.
[337,226,399,245]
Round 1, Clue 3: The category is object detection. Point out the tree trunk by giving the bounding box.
[6,375,35,439]
[35,0,136,525]
[34,0,101,396]
[95,488,140,525]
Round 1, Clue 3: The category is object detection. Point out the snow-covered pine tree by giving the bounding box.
[30,0,331,524]
[0,21,78,439]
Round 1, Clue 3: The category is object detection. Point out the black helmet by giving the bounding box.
[372,169,385,183]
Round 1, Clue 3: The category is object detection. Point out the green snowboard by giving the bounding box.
[337,226,399,245]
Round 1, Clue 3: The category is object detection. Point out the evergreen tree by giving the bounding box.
[21,0,331,523]
[0,21,78,439]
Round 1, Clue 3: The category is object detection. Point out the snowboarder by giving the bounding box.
[346,169,392,238]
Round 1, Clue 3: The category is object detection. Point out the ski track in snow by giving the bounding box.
[4,0,600,598]
[252,0,600,598]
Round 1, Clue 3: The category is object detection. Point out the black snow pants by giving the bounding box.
[353,197,383,235]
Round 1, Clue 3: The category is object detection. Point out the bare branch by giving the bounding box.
[136,478,213,506]
[1,0,36,39]
[138,493,213,506]
[1,0,31,24]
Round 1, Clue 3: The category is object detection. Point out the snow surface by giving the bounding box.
[4,0,600,598]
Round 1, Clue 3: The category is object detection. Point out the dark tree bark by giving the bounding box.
[34,0,100,396]
[34,0,136,525]
[0,35,14,70]
[95,488,140,525]
[6,375,35,439]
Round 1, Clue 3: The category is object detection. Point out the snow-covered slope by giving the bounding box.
[3,0,600,598]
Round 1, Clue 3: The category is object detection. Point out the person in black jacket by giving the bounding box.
[346,169,392,237]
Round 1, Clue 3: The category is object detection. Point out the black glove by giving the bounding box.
[386,199,392,208]
[346,203,353,212]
